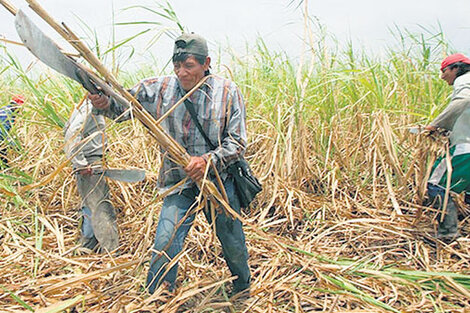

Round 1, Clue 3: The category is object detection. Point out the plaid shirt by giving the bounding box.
[100,74,247,194]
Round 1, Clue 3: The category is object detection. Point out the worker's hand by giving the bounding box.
[425,125,437,132]
[79,166,93,176]
[422,125,450,139]
[421,125,437,137]
[88,93,110,110]
[184,156,208,181]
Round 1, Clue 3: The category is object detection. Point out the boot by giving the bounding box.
[437,200,459,242]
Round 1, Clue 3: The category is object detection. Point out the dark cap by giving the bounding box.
[173,33,208,58]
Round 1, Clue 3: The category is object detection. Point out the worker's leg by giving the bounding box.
[427,183,459,239]
[0,147,8,168]
[146,187,198,293]
[80,206,98,249]
[204,178,250,294]
[77,173,118,251]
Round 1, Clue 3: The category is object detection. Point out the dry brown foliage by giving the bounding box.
[1,98,470,313]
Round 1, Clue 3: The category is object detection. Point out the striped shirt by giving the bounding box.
[100,74,247,194]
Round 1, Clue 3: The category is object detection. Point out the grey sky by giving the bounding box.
[0,0,469,70]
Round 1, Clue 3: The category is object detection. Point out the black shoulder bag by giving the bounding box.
[184,99,262,208]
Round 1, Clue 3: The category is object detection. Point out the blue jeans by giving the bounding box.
[81,206,94,237]
[146,178,250,293]
[80,206,98,249]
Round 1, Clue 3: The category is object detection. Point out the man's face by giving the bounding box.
[441,66,458,85]
[174,55,210,91]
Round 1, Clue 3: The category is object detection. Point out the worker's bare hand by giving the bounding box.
[424,125,437,132]
[422,125,435,137]
[422,125,450,139]
[79,166,93,176]
[88,93,110,110]
[184,156,207,181]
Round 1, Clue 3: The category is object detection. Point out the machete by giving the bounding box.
[99,168,146,183]
[15,10,147,184]
[14,9,100,94]
[73,168,146,183]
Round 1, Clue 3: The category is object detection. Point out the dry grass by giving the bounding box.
[1,86,470,313]
[1,8,469,308]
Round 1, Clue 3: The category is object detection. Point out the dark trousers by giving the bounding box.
[427,183,459,235]
[0,147,8,167]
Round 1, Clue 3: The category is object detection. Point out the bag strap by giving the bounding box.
[184,99,217,150]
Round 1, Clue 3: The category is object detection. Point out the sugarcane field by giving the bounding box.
[2,0,470,312]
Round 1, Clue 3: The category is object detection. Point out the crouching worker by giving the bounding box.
[89,33,250,295]
[425,53,470,241]
[0,95,24,167]
[64,99,118,252]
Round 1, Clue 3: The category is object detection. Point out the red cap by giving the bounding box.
[441,53,470,71]
[11,94,25,105]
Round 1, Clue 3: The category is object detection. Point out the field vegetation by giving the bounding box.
[1,2,470,312]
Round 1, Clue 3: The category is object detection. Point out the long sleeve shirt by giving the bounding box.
[64,101,107,169]
[430,71,470,149]
[97,74,247,194]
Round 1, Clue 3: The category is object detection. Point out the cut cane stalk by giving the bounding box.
[0,0,287,252]
[16,0,234,215]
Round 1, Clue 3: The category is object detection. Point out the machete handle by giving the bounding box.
[75,66,101,95]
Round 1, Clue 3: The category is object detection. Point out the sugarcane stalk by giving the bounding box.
[0,0,17,15]
[35,5,189,166]
[0,0,312,257]
[22,0,232,212]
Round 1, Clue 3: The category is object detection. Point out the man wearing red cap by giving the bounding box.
[0,95,24,167]
[425,53,470,241]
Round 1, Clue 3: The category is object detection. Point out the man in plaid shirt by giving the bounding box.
[90,33,250,296]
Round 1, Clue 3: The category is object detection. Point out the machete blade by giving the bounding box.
[102,169,146,183]
[14,10,99,94]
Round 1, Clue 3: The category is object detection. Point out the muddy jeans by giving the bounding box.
[146,178,250,293]
[76,172,118,251]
